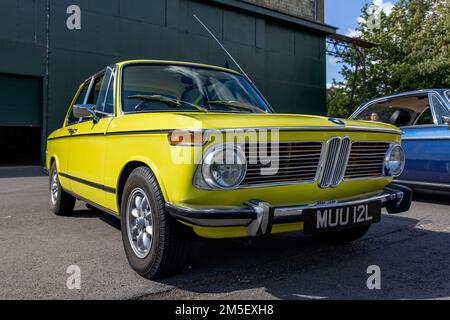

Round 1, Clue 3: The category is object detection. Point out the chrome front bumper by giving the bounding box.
[166,183,412,237]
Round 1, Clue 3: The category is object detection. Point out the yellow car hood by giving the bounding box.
[101,112,401,137]
[178,113,398,131]
[118,112,400,133]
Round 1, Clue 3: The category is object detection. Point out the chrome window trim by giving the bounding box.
[428,93,440,126]
[83,76,95,105]
[445,90,450,103]
[429,92,450,125]
[98,66,116,115]
[84,68,116,118]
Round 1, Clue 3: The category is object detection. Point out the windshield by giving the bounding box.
[354,104,417,126]
[121,64,271,114]
[353,95,432,127]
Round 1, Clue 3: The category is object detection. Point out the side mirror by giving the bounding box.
[443,116,450,127]
[73,104,98,123]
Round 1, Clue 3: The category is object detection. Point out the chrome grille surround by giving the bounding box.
[331,137,352,187]
[317,137,352,188]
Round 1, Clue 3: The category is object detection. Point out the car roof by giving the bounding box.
[379,89,445,98]
[117,59,242,75]
[82,60,243,84]
[358,89,448,106]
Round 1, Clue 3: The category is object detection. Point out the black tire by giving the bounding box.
[120,166,187,279]
[49,162,76,216]
[312,225,371,245]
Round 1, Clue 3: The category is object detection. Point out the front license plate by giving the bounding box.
[303,201,382,234]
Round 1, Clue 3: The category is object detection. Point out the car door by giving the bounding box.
[66,67,115,206]
[58,80,90,191]
[399,93,450,185]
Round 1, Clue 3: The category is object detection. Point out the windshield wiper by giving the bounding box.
[207,100,264,113]
[128,95,208,112]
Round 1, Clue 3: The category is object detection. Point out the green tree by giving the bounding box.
[328,0,450,117]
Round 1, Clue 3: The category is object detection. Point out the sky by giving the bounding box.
[325,0,396,86]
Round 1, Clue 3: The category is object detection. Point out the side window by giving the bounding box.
[86,74,105,105]
[414,107,434,125]
[67,82,89,125]
[431,95,450,125]
[95,67,115,114]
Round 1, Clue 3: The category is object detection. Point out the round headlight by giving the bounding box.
[383,144,405,177]
[201,145,247,189]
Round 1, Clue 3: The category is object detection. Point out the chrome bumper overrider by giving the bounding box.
[165,183,412,237]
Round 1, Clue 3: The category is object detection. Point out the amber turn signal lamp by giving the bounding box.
[168,131,206,146]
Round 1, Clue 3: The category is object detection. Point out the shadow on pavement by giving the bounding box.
[67,208,121,231]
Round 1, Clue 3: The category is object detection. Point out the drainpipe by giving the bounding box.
[42,0,50,166]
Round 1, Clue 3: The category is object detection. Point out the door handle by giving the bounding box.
[67,128,78,135]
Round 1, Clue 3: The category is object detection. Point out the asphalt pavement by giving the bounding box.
[0,168,449,300]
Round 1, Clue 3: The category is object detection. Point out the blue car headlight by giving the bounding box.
[383,144,405,177]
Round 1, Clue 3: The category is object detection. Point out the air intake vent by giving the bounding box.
[318,137,351,188]
[344,142,390,179]
[241,142,323,186]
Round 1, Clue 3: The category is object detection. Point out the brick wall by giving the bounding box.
[242,0,324,22]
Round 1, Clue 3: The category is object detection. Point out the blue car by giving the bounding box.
[350,89,450,191]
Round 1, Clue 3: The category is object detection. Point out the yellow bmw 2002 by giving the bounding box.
[46,60,412,279]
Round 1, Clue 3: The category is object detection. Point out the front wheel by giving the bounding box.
[120,167,187,279]
[312,225,371,245]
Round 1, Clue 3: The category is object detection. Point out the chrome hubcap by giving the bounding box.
[126,188,153,258]
[50,172,59,205]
